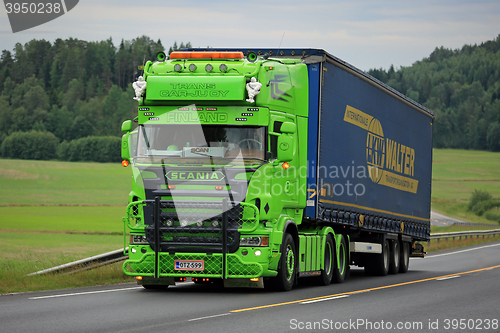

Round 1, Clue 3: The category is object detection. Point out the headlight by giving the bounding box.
[130,235,148,245]
[239,236,269,247]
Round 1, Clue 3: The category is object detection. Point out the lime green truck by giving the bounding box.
[121,49,433,290]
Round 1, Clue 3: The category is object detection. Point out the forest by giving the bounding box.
[0,35,499,161]
[368,34,500,151]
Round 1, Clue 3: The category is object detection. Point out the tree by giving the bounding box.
[487,122,500,151]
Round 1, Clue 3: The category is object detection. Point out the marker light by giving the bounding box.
[282,162,290,169]
[122,160,129,167]
[170,51,244,60]
[165,219,173,227]
[215,186,223,190]
[219,64,228,72]
[189,64,197,72]
[211,220,219,228]
[174,64,183,72]
[180,220,189,227]
[196,221,204,227]
[168,185,176,189]
[205,64,213,72]
[136,276,143,280]
[250,278,259,282]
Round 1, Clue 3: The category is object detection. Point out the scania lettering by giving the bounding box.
[121,49,432,290]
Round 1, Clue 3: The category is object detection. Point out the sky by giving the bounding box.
[1,0,499,71]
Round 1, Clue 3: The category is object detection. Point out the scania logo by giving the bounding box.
[165,171,225,181]
[191,148,209,153]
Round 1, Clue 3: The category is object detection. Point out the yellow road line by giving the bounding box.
[230,264,500,313]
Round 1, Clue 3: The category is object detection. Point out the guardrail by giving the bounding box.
[429,229,500,244]
[27,248,128,276]
[451,221,498,227]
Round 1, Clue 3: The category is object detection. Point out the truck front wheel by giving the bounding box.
[273,233,296,291]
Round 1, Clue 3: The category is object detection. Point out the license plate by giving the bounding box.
[174,260,204,271]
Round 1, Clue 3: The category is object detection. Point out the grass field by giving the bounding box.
[0,159,130,206]
[0,206,124,234]
[0,148,499,294]
[0,158,135,294]
[431,149,500,223]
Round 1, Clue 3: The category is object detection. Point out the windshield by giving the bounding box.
[136,124,266,163]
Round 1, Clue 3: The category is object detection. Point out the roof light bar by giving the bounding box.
[170,51,244,60]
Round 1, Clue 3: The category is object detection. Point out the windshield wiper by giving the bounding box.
[140,126,150,149]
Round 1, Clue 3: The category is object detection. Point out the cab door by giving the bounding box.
[269,112,299,208]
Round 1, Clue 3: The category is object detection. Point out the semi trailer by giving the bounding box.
[121,48,433,290]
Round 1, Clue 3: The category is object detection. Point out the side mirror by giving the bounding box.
[277,134,293,162]
[121,132,130,161]
[121,120,132,133]
[280,122,296,134]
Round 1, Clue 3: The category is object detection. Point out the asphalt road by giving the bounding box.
[430,210,464,226]
[1,241,499,333]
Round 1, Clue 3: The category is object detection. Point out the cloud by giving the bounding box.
[0,0,498,70]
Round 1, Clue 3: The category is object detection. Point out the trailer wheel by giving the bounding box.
[332,235,348,283]
[365,239,389,276]
[399,241,410,273]
[273,233,296,291]
[389,239,400,274]
[316,234,334,285]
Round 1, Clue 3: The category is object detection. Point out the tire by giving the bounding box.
[272,233,297,291]
[399,241,410,273]
[332,234,348,283]
[364,239,389,276]
[316,234,334,285]
[389,239,400,274]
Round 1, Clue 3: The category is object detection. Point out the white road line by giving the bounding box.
[188,313,231,321]
[29,287,143,300]
[300,295,350,304]
[436,275,461,281]
[425,243,500,258]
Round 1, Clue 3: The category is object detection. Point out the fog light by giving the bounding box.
[174,64,183,72]
[131,248,137,254]
[254,250,262,256]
